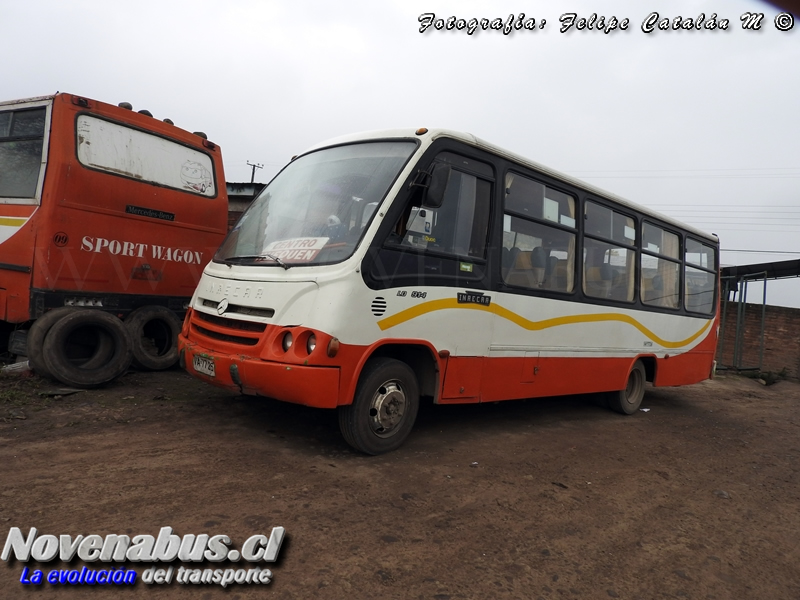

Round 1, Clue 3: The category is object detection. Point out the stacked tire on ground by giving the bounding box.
[27,306,183,387]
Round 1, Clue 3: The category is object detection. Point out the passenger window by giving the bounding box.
[685,238,717,314]
[585,201,636,247]
[641,223,680,309]
[685,239,716,271]
[583,239,635,301]
[502,172,576,293]
[583,201,636,302]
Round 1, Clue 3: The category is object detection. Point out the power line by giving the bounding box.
[578,175,800,180]
[569,169,800,179]
[570,167,800,173]
[674,218,800,223]
[697,229,799,233]
[646,204,800,209]
[722,249,800,255]
[653,208,800,213]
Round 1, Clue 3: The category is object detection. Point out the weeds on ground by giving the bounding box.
[0,372,44,406]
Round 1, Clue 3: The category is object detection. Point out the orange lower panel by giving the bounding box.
[652,351,715,386]
[180,339,340,409]
[654,324,718,386]
[446,350,715,403]
[476,356,635,402]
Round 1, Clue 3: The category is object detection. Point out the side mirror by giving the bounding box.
[423,163,451,209]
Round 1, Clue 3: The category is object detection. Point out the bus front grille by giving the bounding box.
[191,309,267,347]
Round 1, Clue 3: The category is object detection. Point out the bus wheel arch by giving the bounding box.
[608,359,647,415]
[124,305,182,371]
[338,357,420,455]
[638,355,657,383]
[364,343,440,401]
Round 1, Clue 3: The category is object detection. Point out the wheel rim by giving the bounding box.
[368,380,407,438]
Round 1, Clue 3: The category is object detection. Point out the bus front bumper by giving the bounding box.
[179,338,341,409]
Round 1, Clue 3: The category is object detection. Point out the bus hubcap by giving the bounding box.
[369,381,406,437]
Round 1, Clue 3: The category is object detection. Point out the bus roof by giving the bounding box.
[0,94,56,109]
[305,128,719,245]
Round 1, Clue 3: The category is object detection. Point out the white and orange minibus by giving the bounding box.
[178,128,719,454]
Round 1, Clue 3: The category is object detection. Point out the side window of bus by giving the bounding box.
[389,162,491,259]
[0,107,46,199]
[641,223,681,309]
[502,172,576,293]
[685,238,716,313]
[583,201,637,302]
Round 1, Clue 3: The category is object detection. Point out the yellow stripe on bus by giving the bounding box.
[376,298,713,349]
[0,217,28,227]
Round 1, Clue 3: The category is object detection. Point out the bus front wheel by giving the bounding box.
[339,358,420,455]
[608,360,646,415]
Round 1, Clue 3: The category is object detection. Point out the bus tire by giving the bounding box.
[27,307,75,379]
[125,306,182,371]
[608,360,646,415]
[338,358,420,455]
[42,309,132,388]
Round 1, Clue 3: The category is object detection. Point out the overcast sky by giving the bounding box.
[5,0,799,306]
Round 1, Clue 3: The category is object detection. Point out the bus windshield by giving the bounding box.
[216,140,416,266]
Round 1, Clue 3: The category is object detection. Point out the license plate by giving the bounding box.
[193,355,215,377]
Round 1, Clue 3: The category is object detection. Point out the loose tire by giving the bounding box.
[125,306,182,371]
[608,360,646,415]
[42,309,132,388]
[27,307,74,379]
[338,358,420,455]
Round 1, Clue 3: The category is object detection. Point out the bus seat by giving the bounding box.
[531,246,547,277]
[547,255,558,275]
[506,249,545,288]
[549,259,568,291]
[643,275,663,304]
[642,276,654,301]
[585,264,612,298]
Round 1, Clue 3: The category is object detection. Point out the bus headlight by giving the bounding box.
[281,332,293,352]
[306,334,317,354]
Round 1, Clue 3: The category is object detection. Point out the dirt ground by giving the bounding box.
[1,366,799,599]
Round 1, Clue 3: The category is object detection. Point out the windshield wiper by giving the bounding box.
[225,253,291,269]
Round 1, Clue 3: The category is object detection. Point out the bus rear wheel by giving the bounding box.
[608,360,646,415]
[339,358,420,455]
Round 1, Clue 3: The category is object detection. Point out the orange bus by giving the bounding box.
[178,128,719,454]
[0,93,228,386]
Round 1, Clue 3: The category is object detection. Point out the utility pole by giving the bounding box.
[247,161,263,183]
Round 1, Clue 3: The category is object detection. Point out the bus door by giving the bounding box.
[368,150,496,403]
